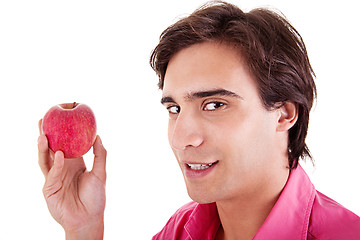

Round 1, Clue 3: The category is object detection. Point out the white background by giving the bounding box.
[0,0,359,239]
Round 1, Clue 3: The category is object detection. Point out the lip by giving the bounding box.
[183,161,218,179]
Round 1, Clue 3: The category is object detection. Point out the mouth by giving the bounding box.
[186,161,219,170]
[183,160,219,179]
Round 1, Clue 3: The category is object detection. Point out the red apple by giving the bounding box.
[41,102,97,158]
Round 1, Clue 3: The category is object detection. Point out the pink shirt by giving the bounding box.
[152,166,360,239]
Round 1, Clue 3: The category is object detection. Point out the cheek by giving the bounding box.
[218,112,276,167]
[167,120,175,143]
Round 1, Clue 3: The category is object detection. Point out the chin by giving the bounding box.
[187,188,218,204]
[189,196,215,204]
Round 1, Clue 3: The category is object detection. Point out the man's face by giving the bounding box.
[161,42,289,204]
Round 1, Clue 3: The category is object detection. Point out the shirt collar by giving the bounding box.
[184,202,220,240]
[183,165,315,240]
[253,165,316,240]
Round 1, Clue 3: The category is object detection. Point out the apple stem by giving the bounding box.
[59,102,79,110]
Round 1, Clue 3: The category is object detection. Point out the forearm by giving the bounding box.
[65,219,104,240]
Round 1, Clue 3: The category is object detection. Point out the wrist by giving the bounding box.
[65,218,104,240]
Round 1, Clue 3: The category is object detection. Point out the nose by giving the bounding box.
[169,111,204,150]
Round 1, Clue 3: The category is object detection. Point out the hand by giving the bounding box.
[38,120,106,240]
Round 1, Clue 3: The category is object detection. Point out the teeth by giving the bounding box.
[187,162,215,170]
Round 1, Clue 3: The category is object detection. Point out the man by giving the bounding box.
[38,1,360,239]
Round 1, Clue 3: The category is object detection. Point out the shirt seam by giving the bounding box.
[184,202,200,239]
[307,230,318,240]
[301,184,316,239]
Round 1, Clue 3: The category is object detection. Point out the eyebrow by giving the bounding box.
[160,88,243,104]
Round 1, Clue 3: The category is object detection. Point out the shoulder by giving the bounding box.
[152,201,198,240]
[307,190,360,240]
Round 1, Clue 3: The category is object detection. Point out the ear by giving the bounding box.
[276,102,298,132]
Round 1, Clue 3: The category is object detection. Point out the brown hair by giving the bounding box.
[150,1,317,168]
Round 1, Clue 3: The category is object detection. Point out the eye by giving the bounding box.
[167,105,180,114]
[203,102,225,111]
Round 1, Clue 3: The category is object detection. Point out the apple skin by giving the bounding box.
[41,102,97,158]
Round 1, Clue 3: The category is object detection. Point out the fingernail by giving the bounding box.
[97,135,103,145]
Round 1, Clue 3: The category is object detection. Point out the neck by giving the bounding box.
[215,168,290,240]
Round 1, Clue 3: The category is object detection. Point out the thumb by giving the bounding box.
[91,136,107,183]
[43,151,65,199]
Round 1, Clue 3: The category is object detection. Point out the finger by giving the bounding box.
[38,134,52,177]
[43,151,65,199]
[91,136,107,183]
[38,119,44,135]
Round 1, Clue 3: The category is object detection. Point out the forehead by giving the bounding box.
[162,42,257,99]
